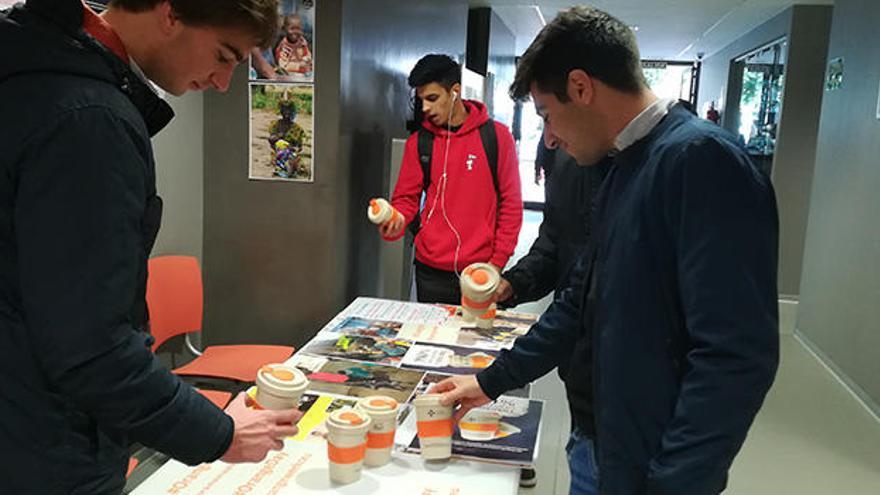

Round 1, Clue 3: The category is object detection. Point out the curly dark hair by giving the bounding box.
[407,54,461,90]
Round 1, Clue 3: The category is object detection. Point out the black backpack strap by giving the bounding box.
[409,127,434,236]
[478,119,500,203]
[417,127,434,192]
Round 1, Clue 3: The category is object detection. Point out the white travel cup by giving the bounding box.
[367,198,401,226]
[326,407,372,484]
[356,396,400,467]
[254,363,309,411]
[412,393,454,460]
[460,263,500,327]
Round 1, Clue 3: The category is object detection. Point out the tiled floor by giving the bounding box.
[508,211,880,495]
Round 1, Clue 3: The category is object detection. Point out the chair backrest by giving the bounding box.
[146,255,203,352]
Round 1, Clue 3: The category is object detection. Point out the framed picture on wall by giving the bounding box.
[248,82,315,182]
[249,0,315,83]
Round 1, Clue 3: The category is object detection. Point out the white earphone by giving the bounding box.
[423,86,464,274]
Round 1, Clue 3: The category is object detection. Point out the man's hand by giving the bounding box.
[379,214,405,238]
[220,393,303,463]
[493,277,514,303]
[433,375,492,422]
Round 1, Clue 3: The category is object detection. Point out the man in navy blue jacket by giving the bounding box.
[436,6,779,495]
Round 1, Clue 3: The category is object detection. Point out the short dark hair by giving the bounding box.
[407,54,461,90]
[510,6,646,102]
[108,0,279,49]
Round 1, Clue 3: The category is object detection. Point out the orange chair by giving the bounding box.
[146,255,294,383]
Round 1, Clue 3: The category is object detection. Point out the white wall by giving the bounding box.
[150,92,205,261]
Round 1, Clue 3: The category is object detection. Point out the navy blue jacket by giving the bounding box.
[479,104,779,494]
[0,1,233,493]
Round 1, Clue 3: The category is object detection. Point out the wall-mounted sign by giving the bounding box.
[825,57,844,91]
[461,67,485,103]
[642,61,668,70]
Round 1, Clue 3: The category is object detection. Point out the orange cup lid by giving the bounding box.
[471,269,489,285]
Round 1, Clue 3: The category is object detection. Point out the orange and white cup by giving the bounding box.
[458,408,502,441]
[326,408,372,484]
[412,393,454,460]
[356,396,400,467]
[254,364,309,410]
[367,198,401,226]
[460,263,500,328]
[474,303,497,329]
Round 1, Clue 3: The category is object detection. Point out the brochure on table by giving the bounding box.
[289,297,544,468]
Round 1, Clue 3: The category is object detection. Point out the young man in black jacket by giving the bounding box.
[0,1,301,493]
[495,133,610,491]
[436,6,779,495]
[496,144,609,309]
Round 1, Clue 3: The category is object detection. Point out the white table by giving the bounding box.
[131,297,530,494]
[131,441,518,494]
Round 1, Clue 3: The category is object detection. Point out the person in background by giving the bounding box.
[497,128,610,490]
[0,1,302,493]
[378,54,522,305]
[497,140,610,311]
[706,100,721,124]
[534,134,554,186]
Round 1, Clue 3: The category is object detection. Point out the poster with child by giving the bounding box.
[249,0,315,83]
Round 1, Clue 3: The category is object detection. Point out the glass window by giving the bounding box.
[735,39,787,160]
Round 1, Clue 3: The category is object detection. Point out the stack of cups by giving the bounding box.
[254,364,309,410]
[326,408,372,484]
[356,396,400,467]
[411,394,454,460]
[458,409,502,441]
[367,198,402,226]
[459,263,500,329]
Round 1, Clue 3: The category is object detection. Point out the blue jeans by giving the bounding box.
[566,428,600,495]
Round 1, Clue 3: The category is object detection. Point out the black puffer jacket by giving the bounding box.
[502,152,610,308]
[0,1,233,493]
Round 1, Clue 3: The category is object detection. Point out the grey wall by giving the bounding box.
[798,0,880,413]
[201,0,469,348]
[772,6,832,297]
[698,6,832,297]
[203,0,344,348]
[151,92,204,261]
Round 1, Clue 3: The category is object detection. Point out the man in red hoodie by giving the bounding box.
[379,54,523,304]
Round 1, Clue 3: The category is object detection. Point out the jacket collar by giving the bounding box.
[23,0,174,136]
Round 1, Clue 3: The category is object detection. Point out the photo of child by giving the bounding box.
[249,0,315,83]
[249,83,314,181]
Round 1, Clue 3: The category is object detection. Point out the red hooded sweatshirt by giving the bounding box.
[389,100,522,272]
